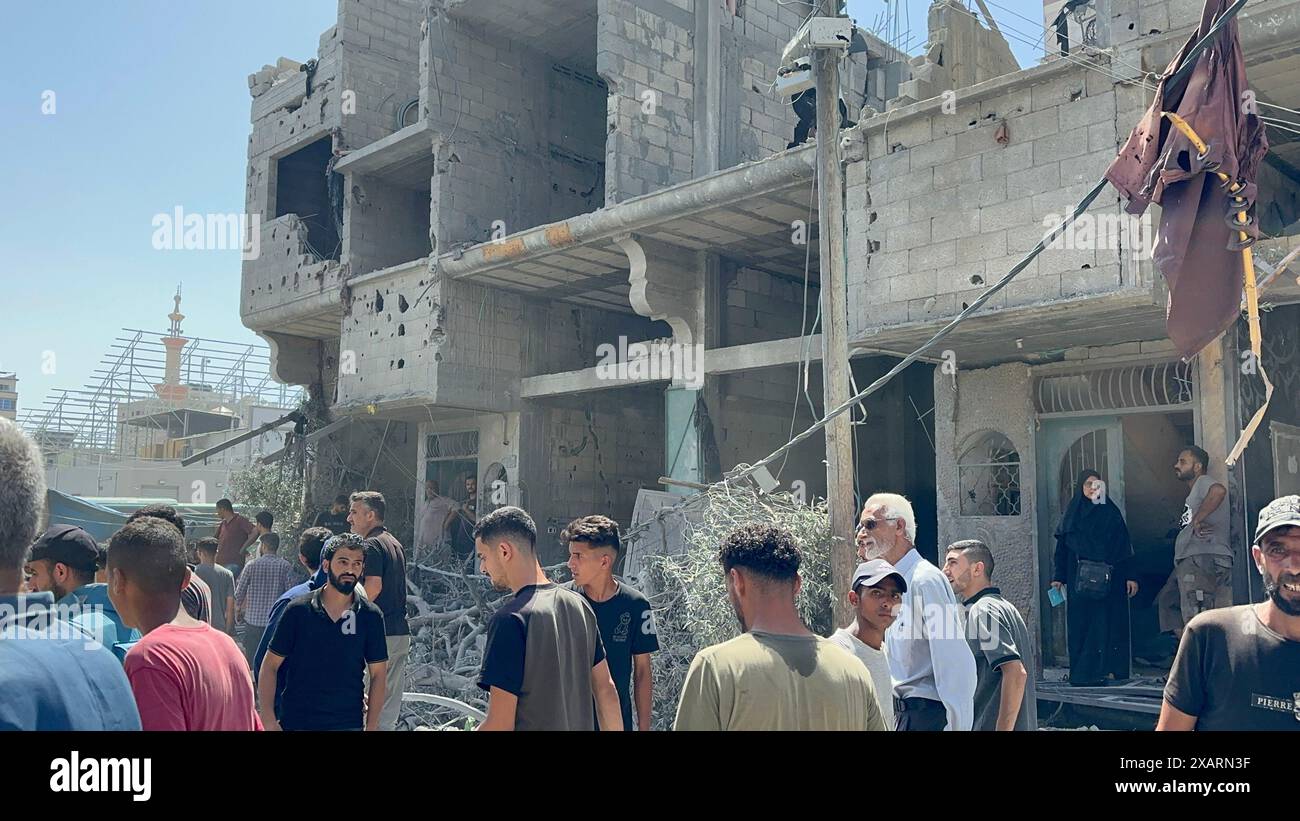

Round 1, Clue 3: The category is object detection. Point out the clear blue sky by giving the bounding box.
[0,1,340,418]
[0,1,1046,417]
[846,0,1050,64]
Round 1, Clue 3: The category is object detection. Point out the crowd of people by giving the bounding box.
[1,414,1297,731]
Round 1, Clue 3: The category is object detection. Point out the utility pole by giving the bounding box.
[813,0,856,627]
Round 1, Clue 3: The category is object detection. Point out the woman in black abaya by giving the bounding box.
[1051,470,1139,686]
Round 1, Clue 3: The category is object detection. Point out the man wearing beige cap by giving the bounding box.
[1158,495,1300,730]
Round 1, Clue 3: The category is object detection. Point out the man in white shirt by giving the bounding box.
[829,559,904,729]
[418,480,459,553]
[858,492,976,731]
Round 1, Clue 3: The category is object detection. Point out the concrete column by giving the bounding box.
[1198,333,1246,601]
[693,0,722,176]
[615,234,714,493]
[1197,335,1231,485]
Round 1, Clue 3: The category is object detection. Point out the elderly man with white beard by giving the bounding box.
[857,493,976,731]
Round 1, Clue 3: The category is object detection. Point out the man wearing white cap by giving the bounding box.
[1158,494,1300,730]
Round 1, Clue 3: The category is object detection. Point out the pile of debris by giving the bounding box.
[396,485,832,730]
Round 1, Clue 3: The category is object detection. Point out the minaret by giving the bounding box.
[155,286,190,401]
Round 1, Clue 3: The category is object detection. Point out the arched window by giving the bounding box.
[958,431,1021,516]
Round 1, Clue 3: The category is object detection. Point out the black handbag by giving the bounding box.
[1074,558,1113,600]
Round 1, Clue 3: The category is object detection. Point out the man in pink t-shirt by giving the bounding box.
[107,517,262,731]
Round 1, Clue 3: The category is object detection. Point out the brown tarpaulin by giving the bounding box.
[1104,0,1267,360]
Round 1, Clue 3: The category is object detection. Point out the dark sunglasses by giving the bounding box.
[856,518,890,532]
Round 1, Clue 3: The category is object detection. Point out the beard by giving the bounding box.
[328,568,358,594]
[952,571,972,597]
[484,567,509,591]
[862,540,890,561]
[729,588,748,633]
[1263,572,1300,617]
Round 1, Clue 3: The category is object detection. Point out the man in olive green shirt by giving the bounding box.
[674,523,887,731]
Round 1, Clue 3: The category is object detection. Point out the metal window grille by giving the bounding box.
[426,430,478,460]
[1058,430,1109,511]
[1034,361,1194,416]
[959,431,1022,516]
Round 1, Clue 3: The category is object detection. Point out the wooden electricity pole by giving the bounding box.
[813,0,857,627]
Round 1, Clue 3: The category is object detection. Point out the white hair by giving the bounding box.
[865,492,916,544]
[0,418,47,569]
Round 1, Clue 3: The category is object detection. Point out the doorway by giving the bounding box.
[1036,410,1195,670]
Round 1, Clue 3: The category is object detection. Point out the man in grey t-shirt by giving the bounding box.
[194,538,236,635]
[944,540,1037,731]
[1159,445,1233,637]
[473,506,623,731]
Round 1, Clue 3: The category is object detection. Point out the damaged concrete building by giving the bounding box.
[844,0,1300,688]
[243,0,1300,697]
[241,0,911,557]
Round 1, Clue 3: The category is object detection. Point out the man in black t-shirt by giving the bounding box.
[258,533,387,731]
[349,490,410,731]
[474,506,623,731]
[313,494,351,536]
[1158,495,1300,731]
[450,475,479,559]
[562,515,658,730]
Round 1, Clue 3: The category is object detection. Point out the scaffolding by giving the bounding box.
[17,329,303,461]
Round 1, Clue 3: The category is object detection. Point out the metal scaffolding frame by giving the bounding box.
[17,329,302,460]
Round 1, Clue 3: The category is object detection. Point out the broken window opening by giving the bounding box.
[274,137,341,261]
[349,174,433,276]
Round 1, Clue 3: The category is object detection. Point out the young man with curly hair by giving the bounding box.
[673,523,887,731]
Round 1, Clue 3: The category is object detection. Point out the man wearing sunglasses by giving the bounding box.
[858,493,976,731]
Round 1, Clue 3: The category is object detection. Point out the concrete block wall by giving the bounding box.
[520,389,665,563]
[437,277,527,412]
[725,0,869,162]
[725,266,818,345]
[426,10,607,251]
[896,0,1019,105]
[1133,0,1207,40]
[523,300,668,377]
[338,262,438,406]
[244,1,422,331]
[597,0,698,199]
[847,61,1154,338]
[244,31,345,330]
[598,0,867,196]
[245,32,342,187]
[241,215,344,320]
[713,364,828,498]
[345,176,431,276]
[337,265,523,412]
[337,0,424,150]
[933,362,1040,659]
